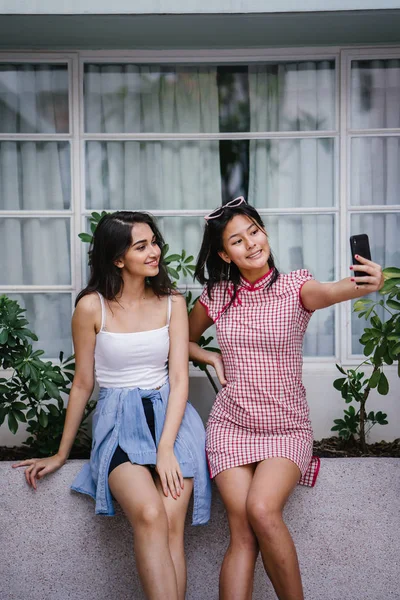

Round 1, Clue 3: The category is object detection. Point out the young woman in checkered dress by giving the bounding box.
[189,199,384,600]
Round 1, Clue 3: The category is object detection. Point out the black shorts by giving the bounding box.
[108,397,156,476]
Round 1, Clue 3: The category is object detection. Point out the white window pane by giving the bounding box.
[7,293,72,358]
[249,138,335,208]
[350,213,400,269]
[351,59,400,129]
[350,213,400,354]
[0,141,71,210]
[85,141,222,210]
[0,63,69,133]
[0,218,71,285]
[351,137,400,206]
[266,214,335,282]
[249,60,336,132]
[84,64,219,134]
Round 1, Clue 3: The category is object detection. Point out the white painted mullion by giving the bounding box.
[71,52,83,308]
[81,207,339,217]
[0,134,72,141]
[81,131,338,142]
[79,56,90,292]
[349,129,400,137]
[0,211,72,217]
[348,205,400,213]
[0,286,73,292]
[79,48,340,63]
[339,50,351,363]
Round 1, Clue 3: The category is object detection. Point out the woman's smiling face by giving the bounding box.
[219,214,271,281]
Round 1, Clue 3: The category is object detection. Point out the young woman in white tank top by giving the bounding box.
[13,211,211,600]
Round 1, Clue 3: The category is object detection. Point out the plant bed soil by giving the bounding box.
[1,436,400,461]
[313,436,400,458]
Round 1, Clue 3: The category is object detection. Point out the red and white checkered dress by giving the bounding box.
[199,268,320,487]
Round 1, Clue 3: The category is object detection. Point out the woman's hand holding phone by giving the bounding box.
[350,255,384,291]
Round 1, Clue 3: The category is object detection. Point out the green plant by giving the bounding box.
[80,212,221,391]
[332,267,400,450]
[0,296,95,456]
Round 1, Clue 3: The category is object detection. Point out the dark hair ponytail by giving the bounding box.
[194,203,279,307]
[76,211,173,306]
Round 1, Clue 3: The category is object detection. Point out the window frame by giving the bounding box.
[0,46,399,367]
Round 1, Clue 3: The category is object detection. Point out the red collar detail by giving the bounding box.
[239,267,274,291]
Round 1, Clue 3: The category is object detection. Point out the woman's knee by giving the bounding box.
[246,498,283,539]
[226,513,259,554]
[133,502,168,531]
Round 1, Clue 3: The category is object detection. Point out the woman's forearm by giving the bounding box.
[189,341,217,367]
[57,383,93,461]
[158,377,188,449]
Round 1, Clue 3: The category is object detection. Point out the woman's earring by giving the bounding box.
[227,262,231,280]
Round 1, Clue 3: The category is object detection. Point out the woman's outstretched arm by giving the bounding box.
[12,294,99,488]
[188,301,226,386]
[300,255,384,312]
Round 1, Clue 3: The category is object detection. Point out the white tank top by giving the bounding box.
[94,292,171,390]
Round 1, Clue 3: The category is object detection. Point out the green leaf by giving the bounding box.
[341,382,349,400]
[333,377,346,391]
[370,315,382,330]
[164,254,181,264]
[379,278,400,295]
[353,298,373,311]
[167,267,179,280]
[43,379,62,400]
[91,211,102,222]
[47,404,59,416]
[0,329,8,344]
[377,372,389,395]
[13,409,26,423]
[335,364,346,375]
[391,342,400,357]
[12,401,26,411]
[369,369,381,389]
[21,363,31,379]
[78,233,93,243]
[38,410,49,428]
[363,340,375,356]
[383,267,400,279]
[7,411,18,434]
[386,299,400,311]
[26,408,36,419]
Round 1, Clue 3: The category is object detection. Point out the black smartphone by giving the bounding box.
[350,234,372,283]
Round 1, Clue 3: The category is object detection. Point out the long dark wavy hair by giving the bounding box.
[194,203,279,307]
[76,211,174,306]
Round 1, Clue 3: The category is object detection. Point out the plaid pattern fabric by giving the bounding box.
[200,268,320,487]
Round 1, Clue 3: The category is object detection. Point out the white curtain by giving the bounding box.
[0,64,71,357]
[85,64,221,208]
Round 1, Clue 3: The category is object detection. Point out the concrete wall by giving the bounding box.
[1,458,399,600]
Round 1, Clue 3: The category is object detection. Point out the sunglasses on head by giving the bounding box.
[204,196,247,221]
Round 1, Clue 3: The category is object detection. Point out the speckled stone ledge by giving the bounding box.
[1,458,399,600]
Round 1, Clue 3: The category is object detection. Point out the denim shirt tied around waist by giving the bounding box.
[71,381,211,526]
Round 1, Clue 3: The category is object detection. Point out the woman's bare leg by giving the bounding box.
[155,477,194,600]
[246,457,303,600]
[215,465,259,600]
[109,462,178,600]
